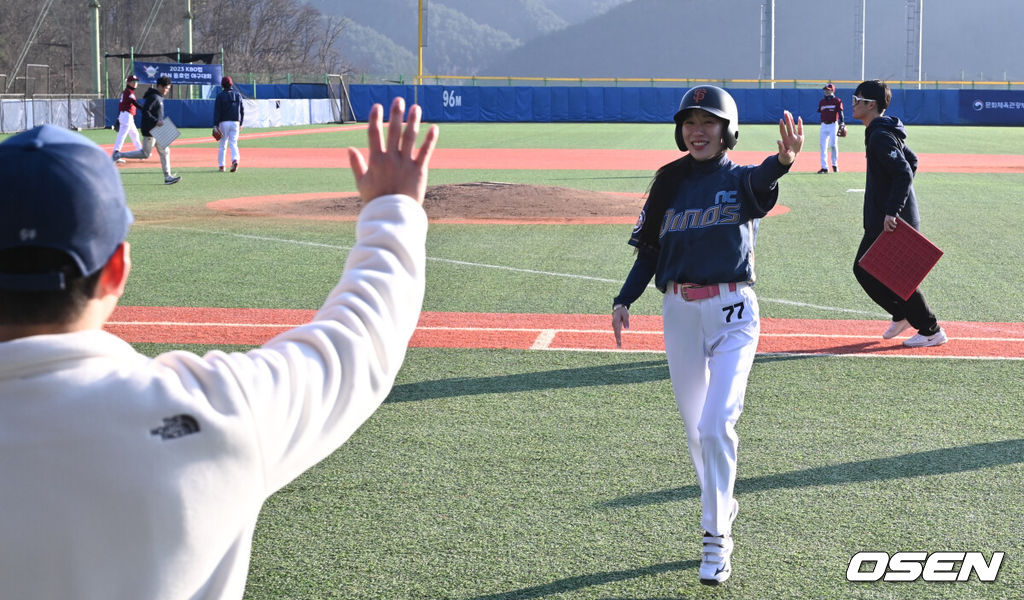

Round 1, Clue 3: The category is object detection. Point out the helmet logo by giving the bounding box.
[693,88,707,103]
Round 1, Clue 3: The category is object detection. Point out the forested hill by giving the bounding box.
[320,0,1024,83]
[312,0,628,77]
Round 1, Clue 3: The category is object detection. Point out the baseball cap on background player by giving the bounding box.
[672,84,740,151]
[823,83,835,92]
[222,76,233,88]
[126,74,139,83]
[0,125,133,291]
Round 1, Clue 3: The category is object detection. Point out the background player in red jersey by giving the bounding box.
[112,75,143,162]
[816,83,845,173]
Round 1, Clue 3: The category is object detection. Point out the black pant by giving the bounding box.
[853,229,940,335]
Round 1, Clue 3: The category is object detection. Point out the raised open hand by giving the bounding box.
[348,97,439,205]
[776,110,804,166]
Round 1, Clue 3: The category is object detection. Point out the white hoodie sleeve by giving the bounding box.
[154,194,428,494]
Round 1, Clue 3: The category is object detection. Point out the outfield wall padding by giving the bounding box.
[98,86,1024,130]
[349,84,1024,126]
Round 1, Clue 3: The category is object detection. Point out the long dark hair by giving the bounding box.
[634,154,694,254]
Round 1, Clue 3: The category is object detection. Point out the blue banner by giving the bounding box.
[958,90,1024,125]
[134,61,222,86]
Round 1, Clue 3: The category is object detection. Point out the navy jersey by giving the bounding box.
[214,88,245,126]
[614,154,789,307]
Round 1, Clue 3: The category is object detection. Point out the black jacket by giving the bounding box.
[139,87,166,136]
[862,114,920,231]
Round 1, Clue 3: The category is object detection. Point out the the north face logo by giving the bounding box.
[150,415,200,440]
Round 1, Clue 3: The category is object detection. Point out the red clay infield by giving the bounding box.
[106,306,1023,359]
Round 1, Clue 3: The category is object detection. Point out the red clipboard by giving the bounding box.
[858,217,943,301]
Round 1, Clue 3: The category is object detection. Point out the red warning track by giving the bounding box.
[107,307,1024,359]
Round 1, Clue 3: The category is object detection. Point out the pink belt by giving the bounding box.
[671,282,740,302]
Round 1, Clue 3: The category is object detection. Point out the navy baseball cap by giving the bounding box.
[0,125,133,291]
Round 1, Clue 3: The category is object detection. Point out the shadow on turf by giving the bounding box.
[386,359,670,403]
[460,559,699,600]
[601,438,1024,508]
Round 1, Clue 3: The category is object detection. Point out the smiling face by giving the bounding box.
[680,109,726,161]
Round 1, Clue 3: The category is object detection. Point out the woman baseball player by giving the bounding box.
[611,85,803,585]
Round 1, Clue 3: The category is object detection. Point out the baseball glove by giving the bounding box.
[212,127,223,141]
[837,124,847,137]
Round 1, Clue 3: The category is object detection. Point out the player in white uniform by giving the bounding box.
[0,97,437,599]
[612,85,803,585]
[113,74,144,160]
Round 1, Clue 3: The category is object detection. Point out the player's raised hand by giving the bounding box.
[348,97,439,205]
[776,110,804,166]
[612,305,630,348]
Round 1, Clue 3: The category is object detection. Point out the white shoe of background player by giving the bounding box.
[882,318,912,339]
[903,328,948,348]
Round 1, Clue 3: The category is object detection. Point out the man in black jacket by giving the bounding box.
[851,80,945,347]
[114,76,180,185]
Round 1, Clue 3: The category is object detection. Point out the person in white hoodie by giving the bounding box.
[0,97,438,600]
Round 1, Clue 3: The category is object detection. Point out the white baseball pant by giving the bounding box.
[662,283,759,537]
[217,120,241,168]
[820,121,839,170]
[114,111,142,152]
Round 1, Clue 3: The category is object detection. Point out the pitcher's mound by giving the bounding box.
[421,182,643,220]
[247,182,645,223]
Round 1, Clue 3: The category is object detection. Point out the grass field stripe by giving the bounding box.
[424,257,627,283]
[139,226,945,319]
[760,298,884,317]
[148,225,355,251]
[147,225,634,284]
[536,347,1023,360]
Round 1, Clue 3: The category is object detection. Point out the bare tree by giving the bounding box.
[0,0,349,95]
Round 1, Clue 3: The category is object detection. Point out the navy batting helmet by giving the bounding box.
[673,85,740,151]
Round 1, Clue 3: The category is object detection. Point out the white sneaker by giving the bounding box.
[699,533,733,585]
[882,319,912,339]
[164,174,181,185]
[903,328,948,348]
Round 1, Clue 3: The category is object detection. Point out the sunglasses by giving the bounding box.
[852,95,876,104]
